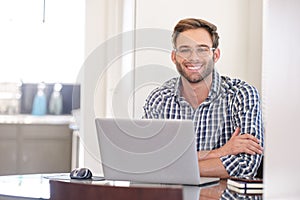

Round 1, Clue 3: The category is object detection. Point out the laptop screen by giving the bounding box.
[95,118,207,185]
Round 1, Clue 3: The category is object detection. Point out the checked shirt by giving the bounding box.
[142,70,264,177]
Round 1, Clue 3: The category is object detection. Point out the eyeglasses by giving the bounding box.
[175,45,215,58]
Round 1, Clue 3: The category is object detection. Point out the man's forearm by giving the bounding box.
[198,149,222,161]
[199,158,229,178]
[197,149,228,178]
[197,129,263,178]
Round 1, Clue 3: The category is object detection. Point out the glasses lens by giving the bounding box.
[196,47,210,56]
[176,46,213,58]
[177,48,191,58]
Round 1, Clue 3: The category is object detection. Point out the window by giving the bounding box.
[0,0,85,83]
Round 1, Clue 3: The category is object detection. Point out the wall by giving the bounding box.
[82,0,133,175]
[263,0,300,198]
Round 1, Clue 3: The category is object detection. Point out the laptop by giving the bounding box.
[95,118,219,186]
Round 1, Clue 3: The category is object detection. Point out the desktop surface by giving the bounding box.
[0,173,262,200]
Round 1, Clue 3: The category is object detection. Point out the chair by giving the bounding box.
[255,156,264,179]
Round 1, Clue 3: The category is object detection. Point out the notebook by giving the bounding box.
[227,177,263,194]
[95,118,219,186]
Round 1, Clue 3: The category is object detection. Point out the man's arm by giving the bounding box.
[199,158,229,178]
[198,128,263,160]
[220,84,264,177]
[197,127,263,178]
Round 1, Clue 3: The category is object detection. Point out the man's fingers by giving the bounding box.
[241,133,261,143]
[248,142,263,154]
[241,139,263,154]
[228,128,263,155]
[232,127,240,137]
[234,136,263,155]
[232,129,260,144]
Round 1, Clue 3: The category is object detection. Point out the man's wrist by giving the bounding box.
[212,147,225,158]
[198,147,227,161]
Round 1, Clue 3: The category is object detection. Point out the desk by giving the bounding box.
[0,174,262,200]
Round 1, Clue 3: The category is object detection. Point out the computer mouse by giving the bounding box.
[70,168,93,179]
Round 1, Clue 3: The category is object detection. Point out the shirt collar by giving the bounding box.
[207,69,221,101]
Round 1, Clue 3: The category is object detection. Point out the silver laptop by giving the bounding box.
[95,118,219,186]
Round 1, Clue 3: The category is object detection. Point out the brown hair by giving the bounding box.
[172,18,219,49]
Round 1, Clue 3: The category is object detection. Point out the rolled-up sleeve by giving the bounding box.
[220,152,262,177]
[221,84,264,177]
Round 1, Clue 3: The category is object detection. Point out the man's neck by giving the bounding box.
[181,75,213,109]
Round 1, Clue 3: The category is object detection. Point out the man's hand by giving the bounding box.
[217,127,263,157]
[198,128,263,160]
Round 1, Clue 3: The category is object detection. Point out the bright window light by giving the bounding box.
[0,0,85,83]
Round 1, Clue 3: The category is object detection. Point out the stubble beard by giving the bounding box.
[175,57,215,84]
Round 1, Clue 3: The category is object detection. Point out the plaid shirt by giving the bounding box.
[142,70,264,177]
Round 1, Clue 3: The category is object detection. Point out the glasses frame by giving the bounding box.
[174,45,215,58]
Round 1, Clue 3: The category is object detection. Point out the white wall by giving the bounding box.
[81,0,107,175]
[263,0,300,198]
[82,0,130,175]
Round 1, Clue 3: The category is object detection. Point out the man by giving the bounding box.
[143,18,264,178]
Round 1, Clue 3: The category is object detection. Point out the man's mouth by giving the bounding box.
[184,62,203,71]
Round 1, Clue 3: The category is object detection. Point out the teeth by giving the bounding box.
[186,65,201,70]
[188,66,199,70]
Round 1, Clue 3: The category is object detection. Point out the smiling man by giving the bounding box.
[142,18,264,178]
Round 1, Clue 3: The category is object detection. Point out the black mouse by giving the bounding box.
[70,168,93,179]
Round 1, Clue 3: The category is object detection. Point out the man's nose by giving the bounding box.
[189,49,200,60]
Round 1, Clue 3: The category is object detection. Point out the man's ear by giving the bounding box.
[171,50,177,64]
[213,48,221,63]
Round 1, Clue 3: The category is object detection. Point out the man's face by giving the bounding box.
[172,28,220,84]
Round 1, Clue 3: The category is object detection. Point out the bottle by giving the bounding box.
[48,83,63,115]
[32,82,47,115]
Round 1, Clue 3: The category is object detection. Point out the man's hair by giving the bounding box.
[172,18,219,49]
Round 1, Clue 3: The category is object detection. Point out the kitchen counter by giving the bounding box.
[0,114,73,125]
[0,115,75,175]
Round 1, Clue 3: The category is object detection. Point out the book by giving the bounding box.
[227,184,263,194]
[227,177,263,189]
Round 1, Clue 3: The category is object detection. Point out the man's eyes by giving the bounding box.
[179,48,208,52]
[179,48,192,52]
